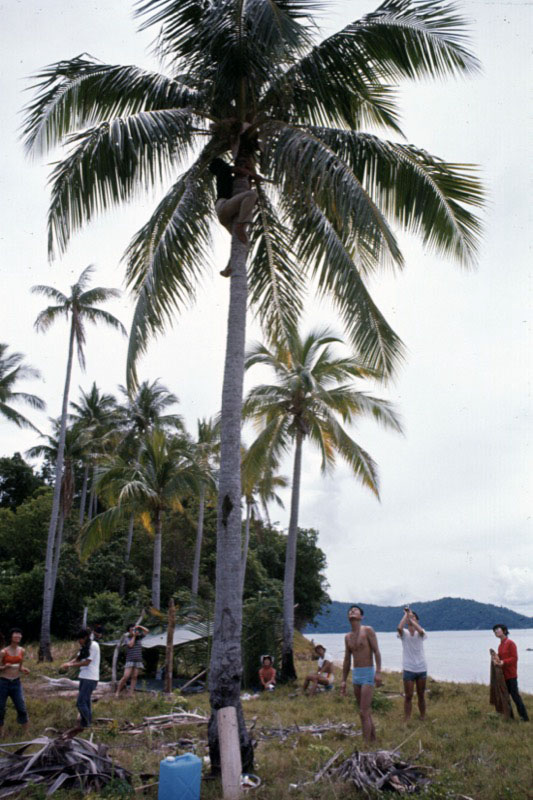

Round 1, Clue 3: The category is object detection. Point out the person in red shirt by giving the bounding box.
[491,624,529,721]
[258,655,276,691]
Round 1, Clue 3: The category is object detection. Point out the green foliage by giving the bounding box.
[242,589,283,689]
[251,526,330,630]
[0,452,44,510]
[0,490,51,571]
[0,450,329,641]
[85,591,133,636]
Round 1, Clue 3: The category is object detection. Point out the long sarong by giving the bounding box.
[489,661,511,718]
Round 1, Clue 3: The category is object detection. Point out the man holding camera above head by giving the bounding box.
[397,606,428,721]
[115,624,149,698]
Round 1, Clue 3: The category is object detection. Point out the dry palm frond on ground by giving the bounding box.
[0,733,131,797]
[291,748,432,795]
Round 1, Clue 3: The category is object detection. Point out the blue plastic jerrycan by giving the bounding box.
[158,753,202,800]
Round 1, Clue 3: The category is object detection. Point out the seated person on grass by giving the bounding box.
[258,655,276,691]
[303,644,334,695]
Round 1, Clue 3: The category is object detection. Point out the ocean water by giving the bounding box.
[309,629,533,693]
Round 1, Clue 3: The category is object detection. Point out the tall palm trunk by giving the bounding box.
[191,483,206,596]
[39,319,75,661]
[79,464,89,524]
[208,232,253,773]
[281,431,303,682]
[50,508,65,606]
[119,513,135,597]
[240,500,253,597]
[152,509,162,609]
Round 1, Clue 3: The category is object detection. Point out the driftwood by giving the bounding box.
[120,708,209,735]
[40,676,111,692]
[0,733,131,797]
[257,721,361,742]
[291,749,432,795]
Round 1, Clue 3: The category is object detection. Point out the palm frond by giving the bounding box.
[7,391,46,411]
[33,306,70,333]
[81,307,127,337]
[321,412,380,497]
[287,199,404,378]
[30,285,68,304]
[79,287,122,306]
[0,403,41,433]
[248,186,304,342]
[23,56,205,156]
[79,505,128,558]
[266,123,403,269]
[308,129,483,265]
[47,109,201,258]
[125,156,214,388]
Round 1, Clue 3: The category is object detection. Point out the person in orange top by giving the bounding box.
[258,655,276,691]
[0,628,30,736]
[491,624,529,721]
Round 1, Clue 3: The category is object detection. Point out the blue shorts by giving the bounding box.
[403,670,427,682]
[352,667,375,686]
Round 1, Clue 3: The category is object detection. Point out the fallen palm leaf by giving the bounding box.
[290,749,431,795]
[120,708,208,735]
[0,733,131,797]
[257,721,361,742]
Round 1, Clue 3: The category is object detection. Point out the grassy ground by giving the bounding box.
[2,638,531,800]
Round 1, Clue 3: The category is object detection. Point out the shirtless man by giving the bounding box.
[340,605,382,742]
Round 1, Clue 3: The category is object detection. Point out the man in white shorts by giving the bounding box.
[397,607,427,721]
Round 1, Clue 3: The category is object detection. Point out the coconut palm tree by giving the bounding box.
[23,0,483,759]
[117,380,184,440]
[69,382,118,524]
[243,327,403,680]
[81,428,201,609]
[32,265,126,660]
[240,445,287,594]
[113,379,185,593]
[27,422,89,612]
[191,417,220,596]
[0,343,45,432]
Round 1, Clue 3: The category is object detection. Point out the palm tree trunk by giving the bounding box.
[79,464,89,525]
[280,431,303,682]
[39,319,75,661]
[191,484,206,596]
[50,509,65,602]
[119,512,135,597]
[240,500,253,597]
[261,498,271,529]
[208,232,253,774]
[87,467,97,520]
[152,510,162,609]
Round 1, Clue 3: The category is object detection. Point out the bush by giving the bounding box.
[242,588,283,689]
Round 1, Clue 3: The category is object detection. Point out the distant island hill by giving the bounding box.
[305,597,533,633]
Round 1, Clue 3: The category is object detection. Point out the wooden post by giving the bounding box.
[164,599,175,694]
[218,706,242,799]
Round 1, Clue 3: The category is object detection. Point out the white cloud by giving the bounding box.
[491,566,533,610]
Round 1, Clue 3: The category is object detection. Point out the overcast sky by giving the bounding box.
[1,1,531,614]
